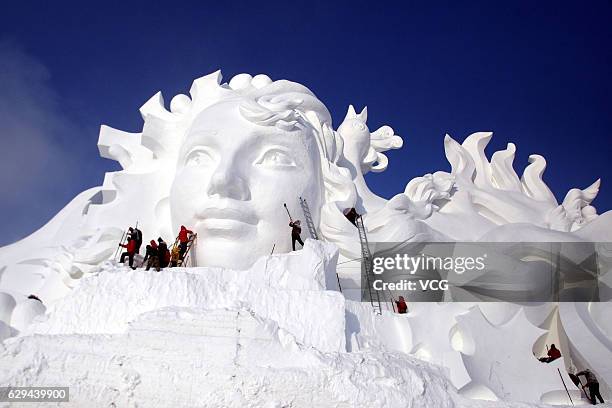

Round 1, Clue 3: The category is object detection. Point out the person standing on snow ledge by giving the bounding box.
[577,369,605,405]
[142,240,158,269]
[395,296,408,314]
[170,245,181,267]
[130,226,143,254]
[289,220,304,251]
[157,238,170,269]
[145,240,160,271]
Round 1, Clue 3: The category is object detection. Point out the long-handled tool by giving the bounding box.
[558,368,575,406]
[283,203,293,222]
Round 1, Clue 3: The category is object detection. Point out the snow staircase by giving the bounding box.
[299,197,319,240]
[356,215,382,315]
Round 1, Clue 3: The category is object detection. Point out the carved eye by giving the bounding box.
[255,149,296,168]
[185,148,214,167]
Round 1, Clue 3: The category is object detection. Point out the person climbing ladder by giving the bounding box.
[177,225,193,259]
[119,236,137,269]
[343,207,360,226]
[179,232,197,266]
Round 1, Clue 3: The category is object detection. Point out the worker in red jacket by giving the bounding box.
[143,240,158,269]
[119,237,137,269]
[395,296,408,314]
[547,344,561,361]
[178,225,193,259]
[539,344,562,363]
[145,240,161,271]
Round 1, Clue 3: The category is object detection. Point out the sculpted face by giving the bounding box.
[170,99,323,269]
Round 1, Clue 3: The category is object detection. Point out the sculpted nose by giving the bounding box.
[207,162,251,201]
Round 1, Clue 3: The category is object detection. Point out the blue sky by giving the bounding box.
[0,1,610,245]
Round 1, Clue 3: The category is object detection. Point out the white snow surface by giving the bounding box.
[0,240,562,407]
[26,259,346,353]
[10,298,46,333]
[0,70,611,407]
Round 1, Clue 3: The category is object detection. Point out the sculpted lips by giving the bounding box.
[194,205,257,233]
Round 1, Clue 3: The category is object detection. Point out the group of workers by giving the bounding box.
[118,204,358,267]
[390,296,604,405]
[118,225,195,271]
[115,208,606,406]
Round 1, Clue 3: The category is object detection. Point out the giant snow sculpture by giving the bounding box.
[0,71,610,406]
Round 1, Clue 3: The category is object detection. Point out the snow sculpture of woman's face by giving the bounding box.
[170,99,323,270]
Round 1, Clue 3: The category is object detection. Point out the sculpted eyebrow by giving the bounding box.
[181,130,218,151]
[255,129,305,146]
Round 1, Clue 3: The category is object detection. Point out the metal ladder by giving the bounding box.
[298,197,343,293]
[356,215,382,314]
[299,197,319,240]
[182,234,198,266]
